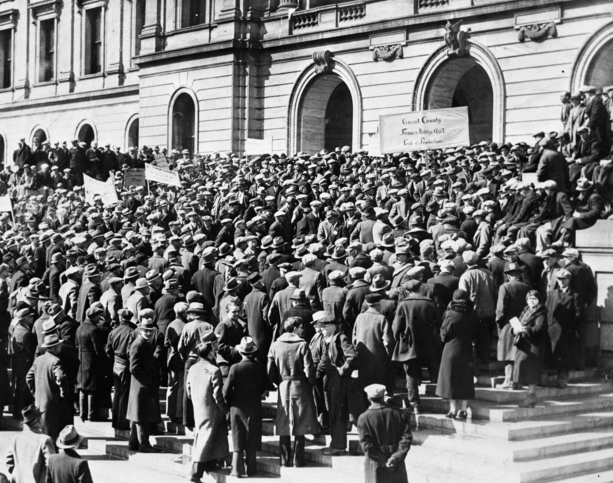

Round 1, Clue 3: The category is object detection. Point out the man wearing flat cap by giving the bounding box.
[343,267,372,329]
[545,269,583,388]
[76,306,106,422]
[357,384,412,483]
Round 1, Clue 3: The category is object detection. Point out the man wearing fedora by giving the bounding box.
[99,277,123,327]
[76,306,107,422]
[26,330,71,442]
[11,308,36,418]
[46,425,93,483]
[243,272,272,364]
[191,247,220,321]
[76,266,101,324]
[126,278,152,324]
[127,309,162,452]
[223,337,269,477]
[357,384,411,483]
[495,262,532,390]
[343,267,372,329]
[44,253,65,304]
[6,404,56,483]
[153,278,181,338]
[215,301,248,378]
[106,309,136,430]
[178,302,214,429]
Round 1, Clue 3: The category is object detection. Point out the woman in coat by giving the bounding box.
[436,289,477,420]
[223,337,268,477]
[186,330,229,482]
[513,290,549,408]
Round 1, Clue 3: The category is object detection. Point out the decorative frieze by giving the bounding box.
[517,22,558,42]
[372,44,403,62]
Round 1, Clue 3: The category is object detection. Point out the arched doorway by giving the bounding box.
[426,58,493,144]
[32,128,47,145]
[571,22,613,92]
[171,93,196,154]
[127,117,139,148]
[297,75,354,154]
[78,123,96,147]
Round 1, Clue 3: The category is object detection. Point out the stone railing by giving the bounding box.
[290,1,368,34]
[419,0,449,7]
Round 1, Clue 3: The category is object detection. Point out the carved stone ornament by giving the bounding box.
[313,51,333,74]
[444,19,471,57]
[517,22,558,42]
[372,44,403,62]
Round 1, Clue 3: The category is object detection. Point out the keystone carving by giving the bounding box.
[313,51,333,74]
[517,22,558,42]
[444,19,471,57]
[372,44,403,62]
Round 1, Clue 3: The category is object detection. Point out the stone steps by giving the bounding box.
[475,369,600,388]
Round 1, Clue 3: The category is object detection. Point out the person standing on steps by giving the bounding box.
[267,316,320,467]
[223,337,269,477]
[495,263,532,390]
[126,309,162,453]
[187,331,229,483]
[513,290,549,408]
[357,384,412,483]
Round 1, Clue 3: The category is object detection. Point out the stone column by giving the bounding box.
[139,0,162,54]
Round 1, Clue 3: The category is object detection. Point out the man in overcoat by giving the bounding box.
[267,316,319,467]
[26,332,71,442]
[223,337,268,477]
[243,273,271,364]
[546,269,584,388]
[164,302,188,423]
[75,306,107,422]
[391,280,441,414]
[357,384,411,483]
[105,309,136,430]
[11,307,36,418]
[317,314,362,455]
[46,425,94,483]
[75,266,101,324]
[127,309,162,452]
[343,267,372,329]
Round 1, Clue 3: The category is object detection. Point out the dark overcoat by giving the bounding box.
[75,319,106,392]
[436,307,477,400]
[223,356,268,452]
[513,305,549,386]
[391,296,441,362]
[127,335,162,424]
[546,288,583,370]
[495,280,532,362]
[76,281,101,324]
[46,449,94,483]
[243,284,272,363]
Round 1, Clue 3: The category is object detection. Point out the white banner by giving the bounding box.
[145,163,181,187]
[154,153,169,169]
[124,168,146,187]
[0,195,12,212]
[245,137,273,155]
[367,132,383,157]
[379,106,470,153]
[83,174,119,206]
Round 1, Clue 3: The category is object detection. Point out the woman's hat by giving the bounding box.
[238,336,258,354]
[56,425,85,449]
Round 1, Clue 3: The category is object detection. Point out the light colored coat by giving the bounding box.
[186,359,229,462]
[6,425,56,483]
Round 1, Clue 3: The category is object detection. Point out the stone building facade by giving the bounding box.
[1,0,613,162]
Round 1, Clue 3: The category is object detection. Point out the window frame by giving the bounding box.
[80,0,106,78]
[29,1,59,86]
[175,0,212,31]
[0,14,14,90]
[37,17,56,83]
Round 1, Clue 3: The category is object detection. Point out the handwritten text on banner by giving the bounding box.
[145,164,182,187]
[379,106,470,153]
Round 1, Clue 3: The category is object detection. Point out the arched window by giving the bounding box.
[32,127,48,145]
[127,116,139,149]
[171,92,196,154]
[77,123,96,148]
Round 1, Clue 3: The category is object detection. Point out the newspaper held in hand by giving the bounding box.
[509,317,523,333]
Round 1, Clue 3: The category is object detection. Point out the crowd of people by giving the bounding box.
[0,84,610,483]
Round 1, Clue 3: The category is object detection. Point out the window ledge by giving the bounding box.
[165,22,216,37]
[33,80,56,87]
[0,86,13,93]
[78,72,105,80]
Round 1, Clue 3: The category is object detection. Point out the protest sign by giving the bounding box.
[379,106,470,153]
[83,174,119,206]
[124,168,147,187]
[154,153,169,169]
[145,163,181,187]
[0,196,12,213]
[245,137,273,155]
[367,132,383,157]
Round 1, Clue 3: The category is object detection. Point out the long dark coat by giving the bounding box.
[353,307,394,393]
[495,280,532,362]
[186,358,229,462]
[243,283,272,363]
[546,288,583,370]
[223,356,268,452]
[357,403,411,483]
[343,280,372,328]
[75,319,106,392]
[76,281,101,324]
[47,450,94,483]
[391,296,441,362]
[26,351,71,442]
[191,266,219,315]
[267,332,319,436]
[436,307,477,400]
[127,335,162,424]
[513,305,549,386]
